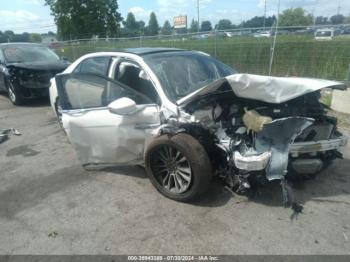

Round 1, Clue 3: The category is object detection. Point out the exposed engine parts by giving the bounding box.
[172,88,347,211]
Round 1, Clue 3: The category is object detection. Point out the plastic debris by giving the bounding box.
[0,128,21,144]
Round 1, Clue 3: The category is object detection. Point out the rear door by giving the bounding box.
[56,73,160,166]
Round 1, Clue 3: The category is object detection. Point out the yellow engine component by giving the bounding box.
[242,109,272,133]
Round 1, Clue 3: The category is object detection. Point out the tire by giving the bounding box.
[7,81,23,105]
[145,133,212,202]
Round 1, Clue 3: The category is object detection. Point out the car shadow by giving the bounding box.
[246,159,350,208]
[90,158,350,209]
[98,165,149,180]
[0,93,50,108]
[87,165,232,207]
[98,166,234,207]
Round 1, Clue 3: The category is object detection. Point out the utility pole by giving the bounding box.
[263,0,267,30]
[269,0,280,76]
[337,0,341,15]
[197,0,200,32]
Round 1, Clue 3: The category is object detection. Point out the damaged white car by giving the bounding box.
[50,48,348,205]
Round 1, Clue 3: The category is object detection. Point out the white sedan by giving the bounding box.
[50,48,347,204]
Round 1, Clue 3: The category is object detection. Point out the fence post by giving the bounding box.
[139,33,142,47]
[214,30,217,58]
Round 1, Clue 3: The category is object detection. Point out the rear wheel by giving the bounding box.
[145,133,212,202]
[7,82,23,105]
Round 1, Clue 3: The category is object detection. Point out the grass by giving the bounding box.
[320,91,333,107]
[54,34,350,81]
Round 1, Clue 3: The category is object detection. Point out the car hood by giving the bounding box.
[7,61,69,71]
[177,74,346,106]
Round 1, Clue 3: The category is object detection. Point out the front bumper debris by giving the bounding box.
[289,135,348,155]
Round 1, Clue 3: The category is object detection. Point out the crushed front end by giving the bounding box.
[9,67,64,98]
[160,74,348,209]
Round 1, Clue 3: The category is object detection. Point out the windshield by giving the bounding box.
[3,45,60,63]
[145,51,236,102]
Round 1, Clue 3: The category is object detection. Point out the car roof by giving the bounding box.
[119,47,186,56]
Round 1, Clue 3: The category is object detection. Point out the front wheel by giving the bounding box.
[7,82,23,105]
[145,133,212,202]
[55,98,63,127]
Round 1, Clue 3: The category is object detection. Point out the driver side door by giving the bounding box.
[55,73,160,166]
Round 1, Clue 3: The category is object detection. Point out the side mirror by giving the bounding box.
[139,70,150,81]
[108,97,137,115]
[61,56,69,62]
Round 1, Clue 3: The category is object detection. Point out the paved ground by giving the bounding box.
[0,94,350,255]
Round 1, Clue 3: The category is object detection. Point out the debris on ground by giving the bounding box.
[48,231,58,238]
[0,128,21,144]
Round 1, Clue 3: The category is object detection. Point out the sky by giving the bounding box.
[0,0,349,34]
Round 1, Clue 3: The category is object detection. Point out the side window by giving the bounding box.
[114,60,159,104]
[74,57,110,76]
[56,74,152,110]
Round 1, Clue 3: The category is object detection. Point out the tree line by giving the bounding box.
[2,0,350,42]
[0,31,56,43]
[117,7,350,38]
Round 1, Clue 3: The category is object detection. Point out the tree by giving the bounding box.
[241,16,275,28]
[279,8,313,27]
[216,19,232,30]
[123,12,139,36]
[147,12,159,36]
[201,20,212,32]
[189,19,199,32]
[0,31,32,43]
[161,20,172,35]
[13,33,31,42]
[30,33,42,43]
[330,14,345,24]
[315,16,328,25]
[346,16,350,24]
[138,21,145,31]
[45,0,122,40]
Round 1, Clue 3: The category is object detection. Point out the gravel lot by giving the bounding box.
[0,94,350,255]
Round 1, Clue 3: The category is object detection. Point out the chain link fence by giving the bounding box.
[52,25,350,81]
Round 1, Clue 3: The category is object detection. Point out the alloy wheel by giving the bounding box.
[150,144,192,194]
[8,84,16,103]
